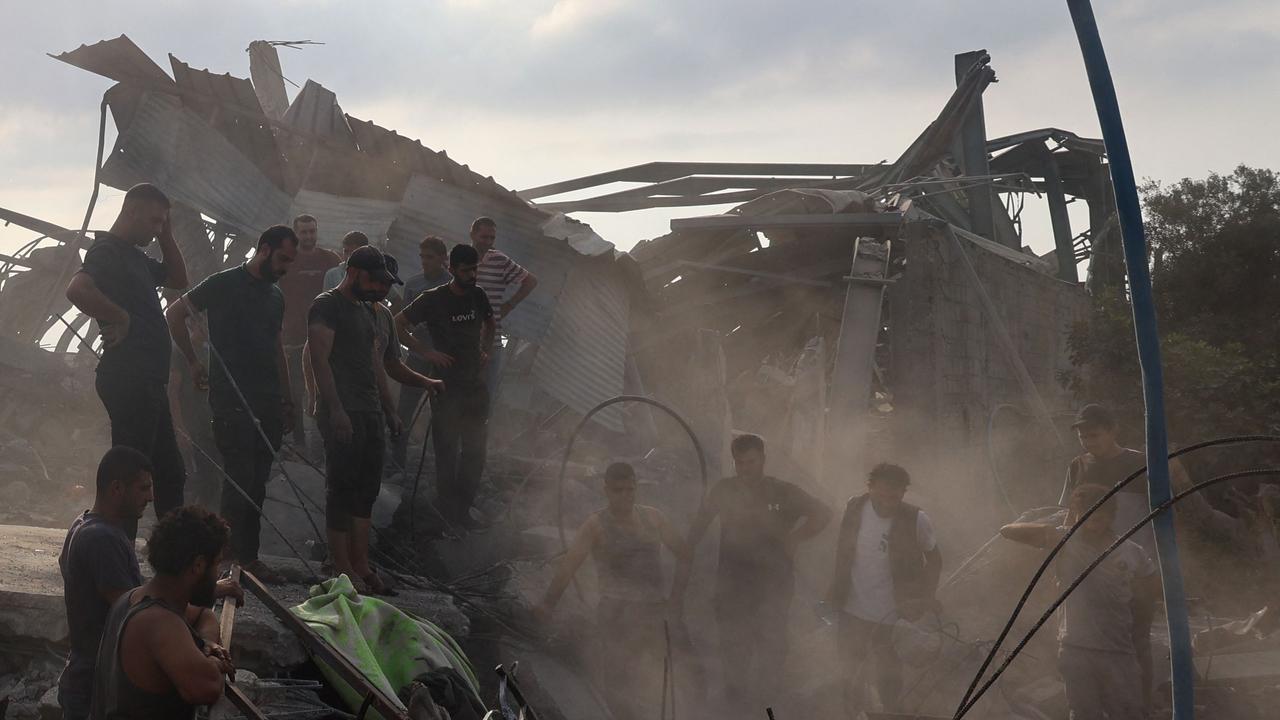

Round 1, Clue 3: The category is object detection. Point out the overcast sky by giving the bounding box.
[2,0,1278,256]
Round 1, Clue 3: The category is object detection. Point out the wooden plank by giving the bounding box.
[240,570,409,720]
[219,565,241,649]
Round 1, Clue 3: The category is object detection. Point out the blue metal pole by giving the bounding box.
[1064,2,1195,718]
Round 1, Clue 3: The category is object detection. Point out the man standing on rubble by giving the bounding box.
[686,433,832,712]
[471,217,537,399]
[65,183,190,525]
[396,244,496,531]
[827,463,942,717]
[165,225,299,583]
[1001,484,1158,720]
[278,214,339,452]
[91,506,237,720]
[58,447,242,720]
[392,235,452,470]
[535,461,693,720]
[323,231,370,290]
[309,246,407,593]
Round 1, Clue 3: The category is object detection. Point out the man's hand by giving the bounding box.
[330,407,353,443]
[500,301,515,318]
[203,642,235,677]
[101,314,131,348]
[189,360,209,391]
[215,577,244,607]
[421,350,454,368]
[386,412,403,438]
[159,211,174,243]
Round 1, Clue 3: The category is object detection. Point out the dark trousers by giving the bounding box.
[95,373,186,520]
[715,585,792,711]
[393,354,434,470]
[430,383,490,522]
[1058,646,1144,720]
[285,345,308,447]
[212,405,283,563]
[837,615,903,717]
[319,410,386,531]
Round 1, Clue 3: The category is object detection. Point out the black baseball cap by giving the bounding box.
[347,245,403,286]
[1071,403,1116,429]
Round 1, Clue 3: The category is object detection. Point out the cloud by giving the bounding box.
[531,0,629,39]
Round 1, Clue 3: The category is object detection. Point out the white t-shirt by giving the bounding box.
[846,501,937,623]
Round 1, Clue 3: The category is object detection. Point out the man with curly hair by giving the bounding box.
[91,507,236,720]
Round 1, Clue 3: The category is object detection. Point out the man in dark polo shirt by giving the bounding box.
[395,243,496,530]
[65,183,190,523]
[309,246,405,592]
[686,433,832,713]
[166,225,299,582]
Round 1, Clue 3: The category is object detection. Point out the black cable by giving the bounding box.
[955,434,1280,714]
[954,467,1280,719]
[176,426,318,579]
[556,395,709,554]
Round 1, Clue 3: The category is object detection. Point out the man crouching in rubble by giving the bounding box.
[1001,484,1159,720]
[58,448,241,720]
[827,463,942,718]
[92,506,236,720]
[687,433,832,713]
[534,461,693,720]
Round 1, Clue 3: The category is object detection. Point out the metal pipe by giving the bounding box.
[1064,2,1194,717]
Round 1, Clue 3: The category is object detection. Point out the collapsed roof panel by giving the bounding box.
[99,91,292,236]
[49,35,174,91]
[169,56,287,188]
[247,41,290,121]
[283,80,355,146]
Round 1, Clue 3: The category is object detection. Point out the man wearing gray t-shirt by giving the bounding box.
[1002,483,1159,720]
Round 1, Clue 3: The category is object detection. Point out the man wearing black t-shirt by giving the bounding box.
[396,243,496,529]
[166,225,298,582]
[65,183,190,523]
[686,433,832,713]
[309,246,419,593]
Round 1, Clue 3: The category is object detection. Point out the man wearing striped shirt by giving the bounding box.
[470,217,538,400]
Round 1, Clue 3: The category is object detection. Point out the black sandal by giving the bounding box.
[362,572,398,597]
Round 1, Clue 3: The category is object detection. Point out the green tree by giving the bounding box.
[1061,166,1280,442]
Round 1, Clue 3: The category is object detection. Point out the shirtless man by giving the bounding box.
[536,462,692,720]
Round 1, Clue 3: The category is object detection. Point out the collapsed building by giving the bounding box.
[9,36,1275,720]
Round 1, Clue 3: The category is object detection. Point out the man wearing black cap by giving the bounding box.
[308,246,406,592]
[395,243,496,530]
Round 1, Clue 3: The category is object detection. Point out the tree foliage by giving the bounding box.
[1061,165,1280,442]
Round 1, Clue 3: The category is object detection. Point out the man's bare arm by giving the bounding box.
[999,522,1056,548]
[789,495,833,545]
[308,325,341,412]
[504,273,538,314]
[156,214,189,290]
[652,508,693,601]
[145,611,227,705]
[66,273,128,325]
[538,515,600,612]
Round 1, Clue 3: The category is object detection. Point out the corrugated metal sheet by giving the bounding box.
[169,55,286,188]
[289,190,401,248]
[346,116,531,209]
[50,35,174,91]
[283,80,354,145]
[390,173,574,342]
[531,257,630,431]
[100,92,291,236]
